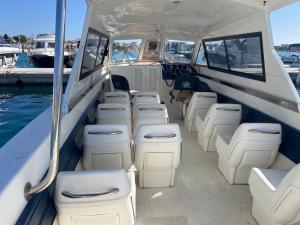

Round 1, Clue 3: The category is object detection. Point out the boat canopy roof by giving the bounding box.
[88,0,297,39]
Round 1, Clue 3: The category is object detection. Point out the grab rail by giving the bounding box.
[139,108,163,111]
[248,129,281,134]
[197,95,216,98]
[144,133,176,139]
[88,131,123,135]
[99,107,126,111]
[137,95,156,98]
[24,0,66,200]
[216,108,240,111]
[106,95,126,98]
[62,188,120,198]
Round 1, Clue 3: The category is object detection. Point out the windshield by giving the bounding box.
[112,39,142,63]
[36,42,45,49]
[164,40,195,64]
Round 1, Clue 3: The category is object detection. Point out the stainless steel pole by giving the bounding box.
[24,0,66,200]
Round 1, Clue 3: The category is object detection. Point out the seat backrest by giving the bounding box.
[133,91,160,106]
[203,104,241,136]
[83,124,130,145]
[133,104,168,135]
[135,123,182,144]
[227,123,282,164]
[272,164,300,224]
[134,103,168,119]
[97,103,131,119]
[186,92,217,120]
[104,91,131,105]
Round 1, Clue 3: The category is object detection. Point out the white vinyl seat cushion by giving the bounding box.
[132,91,160,108]
[216,123,282,184]
[184,92,217,131]
[104,91,131,105]
[96,103,132,134]
[55,169,136,225]
[249,164,300,225]
[134,124,182,188]
[83,124,132,170]
[133,103,168,136]
[196,103,241,152]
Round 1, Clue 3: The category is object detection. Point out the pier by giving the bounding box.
[0,68,71,86]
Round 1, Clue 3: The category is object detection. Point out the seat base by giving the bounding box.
[138,170,176,188]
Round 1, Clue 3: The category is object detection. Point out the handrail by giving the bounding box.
[99,107,126,111]
[197,95,216,98]
[88,131,123,135]
[139,108,163,111]
[62,188,120,198]
[144,133,176,139]
[137,95,156,98]
[216,108,240,111]
[248,129,281,134]
[106,95,126,98]
[24,0,66,200]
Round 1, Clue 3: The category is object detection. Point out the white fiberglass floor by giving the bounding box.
[135,120,257,225]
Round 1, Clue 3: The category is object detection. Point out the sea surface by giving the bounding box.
[0,86,52,148]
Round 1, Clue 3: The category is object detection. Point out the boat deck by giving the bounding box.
[135,119,257,225]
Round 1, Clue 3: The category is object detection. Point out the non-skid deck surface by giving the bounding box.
[135,120,257,225]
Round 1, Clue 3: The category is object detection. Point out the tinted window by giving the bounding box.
[48,42,55,48]
[203,32,265,81]
[96,37,108,66]
[80,32,100,76]
[164,40,195,64]
[204,40,228,69]
[112,39,142,63]
[196,45,207,66]
[36,42,45,49]
[80,28,109,80]
[225,37,263,76]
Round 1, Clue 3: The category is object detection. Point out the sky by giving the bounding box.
[0,0,86,40]
[0,0,299,44]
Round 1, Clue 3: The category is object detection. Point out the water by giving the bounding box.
[0,86,52,148]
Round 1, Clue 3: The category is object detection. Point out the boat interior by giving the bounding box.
[1,0,300,225]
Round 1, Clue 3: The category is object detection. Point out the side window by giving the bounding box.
[95,37,108,66]
[164,40,195,64]
[225,37,263,76]
[80,28,109,80]
[196,45,207,66]
[204,40,228,69]
[203,32,265,81]
[142,39,161,61]
[112,39,142,63]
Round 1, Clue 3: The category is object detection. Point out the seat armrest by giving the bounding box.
[216,134,230,157]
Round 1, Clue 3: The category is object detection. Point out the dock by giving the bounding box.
[286,67,300,83]
[0,68,71,86]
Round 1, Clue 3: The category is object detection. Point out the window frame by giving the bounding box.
[79,28,109,80]
[202,32,266,82]
[111,38,143,64]
[163,39,196,65]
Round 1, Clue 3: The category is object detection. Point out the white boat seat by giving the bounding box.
[183,92,217,131]
[132,91,160,108]
[104,91,131,105]
[55,169,136,225]
[133,103,168,136]
[249,164,300,225]
[83,124,132,170]
[134,124,182,188]
[96,103,132,134]
[196,103,241,152]
[216,123,282,184]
